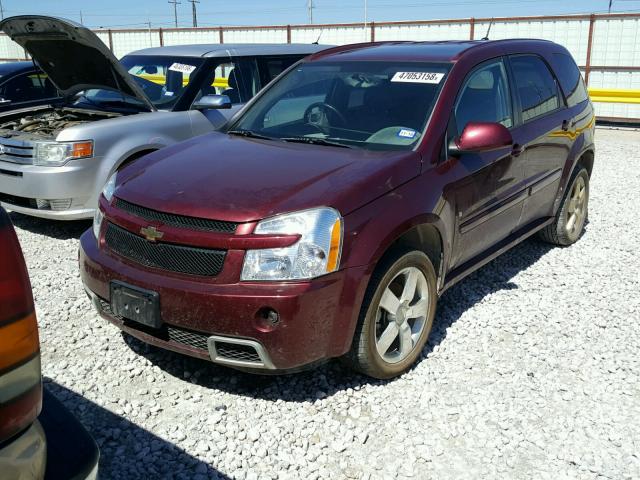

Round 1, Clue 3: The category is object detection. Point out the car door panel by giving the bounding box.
[507,54,572,227]
[447,58,527,269]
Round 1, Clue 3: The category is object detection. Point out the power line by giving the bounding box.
[168,0,181,27]
[188,0,200,27]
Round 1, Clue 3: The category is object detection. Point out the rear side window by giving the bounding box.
[510,55,560,122]
[551,53,589,107]
[455,59,513,133]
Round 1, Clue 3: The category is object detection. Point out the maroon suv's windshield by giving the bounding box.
[229,61,451,150]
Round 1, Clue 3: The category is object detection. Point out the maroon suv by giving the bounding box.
[80,40,594,379]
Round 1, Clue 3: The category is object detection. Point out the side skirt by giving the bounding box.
[439,216,554,295]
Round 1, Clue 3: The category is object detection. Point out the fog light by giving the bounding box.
[255,307,280,331]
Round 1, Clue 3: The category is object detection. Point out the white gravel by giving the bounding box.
[10,127,640,480]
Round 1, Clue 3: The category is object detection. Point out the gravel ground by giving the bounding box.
[10,127,640,480]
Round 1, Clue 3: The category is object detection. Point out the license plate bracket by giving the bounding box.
[110,281,161,329]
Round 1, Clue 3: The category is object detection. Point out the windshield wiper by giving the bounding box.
[227,129,275,141]
[280,137,352,149]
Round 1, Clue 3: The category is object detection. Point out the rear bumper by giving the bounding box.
[39,388,99,480]
[79,229,369,371]
[0,389,99,480]
[0,157,104,220]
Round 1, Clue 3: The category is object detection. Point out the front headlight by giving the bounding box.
[92,208,104,240]
[102,173,117,203]
[241,207,343,281]
[33,140,93,166]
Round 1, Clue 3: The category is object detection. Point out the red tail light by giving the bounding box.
[0,208,42,442]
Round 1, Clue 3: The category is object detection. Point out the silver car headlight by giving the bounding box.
[241,207,343,281]
[33,140,93,166]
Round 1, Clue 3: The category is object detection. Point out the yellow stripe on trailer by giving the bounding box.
[588,88,640,104]
[135,74,229,89]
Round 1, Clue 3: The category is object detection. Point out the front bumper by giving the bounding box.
[79,229,369,371]
[0,157,104,220]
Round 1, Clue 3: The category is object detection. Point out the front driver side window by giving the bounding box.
[454,60,513,134]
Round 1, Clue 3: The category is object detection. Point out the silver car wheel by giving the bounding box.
[375,267,429,364]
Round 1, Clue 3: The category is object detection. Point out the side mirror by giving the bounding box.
[449,121,513,156]
[192,94,232,110]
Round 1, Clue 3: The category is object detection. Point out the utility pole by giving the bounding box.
[608,0,613,13]
[364,0,367,41]
[168,0,181,28]
[188,0,199,27]
[307,0,314,24]
[0,1,5,20]
[80,11,84,24]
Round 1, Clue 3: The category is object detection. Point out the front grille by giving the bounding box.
[0,193,37,209]
[215,342,261,363]
[0,140,34,165]
[113,197,237,233]
[105,222,226,276]
[98,297,209,351]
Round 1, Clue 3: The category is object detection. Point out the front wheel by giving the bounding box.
[345,251,437,379]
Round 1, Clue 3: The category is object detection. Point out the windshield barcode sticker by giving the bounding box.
[169,63,196,74]
[391,72,444,84]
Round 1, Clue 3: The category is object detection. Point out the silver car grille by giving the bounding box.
[0,139,34,165]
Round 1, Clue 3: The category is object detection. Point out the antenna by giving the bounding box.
[313,29,323,45]
[482,18,494,41]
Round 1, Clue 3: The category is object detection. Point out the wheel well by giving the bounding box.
[578,150,594,177]
[119,149,157,170]
[382,224,443,280]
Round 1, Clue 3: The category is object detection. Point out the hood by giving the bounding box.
[0,16,155,111]
[115,132,421,223]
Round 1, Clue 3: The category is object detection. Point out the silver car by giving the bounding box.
[0,15,328,220]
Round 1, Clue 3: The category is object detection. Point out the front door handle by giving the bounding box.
[511,144,523,157]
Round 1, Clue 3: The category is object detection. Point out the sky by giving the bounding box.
[2,0,640,29]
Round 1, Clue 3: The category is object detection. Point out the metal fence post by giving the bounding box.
[469,17,475,40]
[159,28,164,46]
[219,27,224,44]
[287,24,291,43]
[107,29,113,52]
[585,14,596,85]
[371,21,375,42]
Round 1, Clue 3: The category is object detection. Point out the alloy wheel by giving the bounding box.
[565,175,588,237]
[374,267,430,364]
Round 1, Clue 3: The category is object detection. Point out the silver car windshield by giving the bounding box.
[76,55,206,111]
[229,61,451,150]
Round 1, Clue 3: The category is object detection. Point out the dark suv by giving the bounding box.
[80,40,595,379]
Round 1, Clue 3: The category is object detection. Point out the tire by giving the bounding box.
[538,167,590,246]
[344,250,438,379]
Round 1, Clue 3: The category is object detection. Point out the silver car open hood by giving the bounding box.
[0,15,156,111]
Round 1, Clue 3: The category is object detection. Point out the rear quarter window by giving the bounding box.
[550,53,589,107]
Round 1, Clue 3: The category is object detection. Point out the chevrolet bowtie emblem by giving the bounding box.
[140,225,164,242]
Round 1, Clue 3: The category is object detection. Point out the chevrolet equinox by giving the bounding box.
[80,40,595,379]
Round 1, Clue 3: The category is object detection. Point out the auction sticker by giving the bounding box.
[391,72,444,84]
[169,62,196,74]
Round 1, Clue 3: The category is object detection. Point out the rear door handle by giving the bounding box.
[561,119,575,131]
